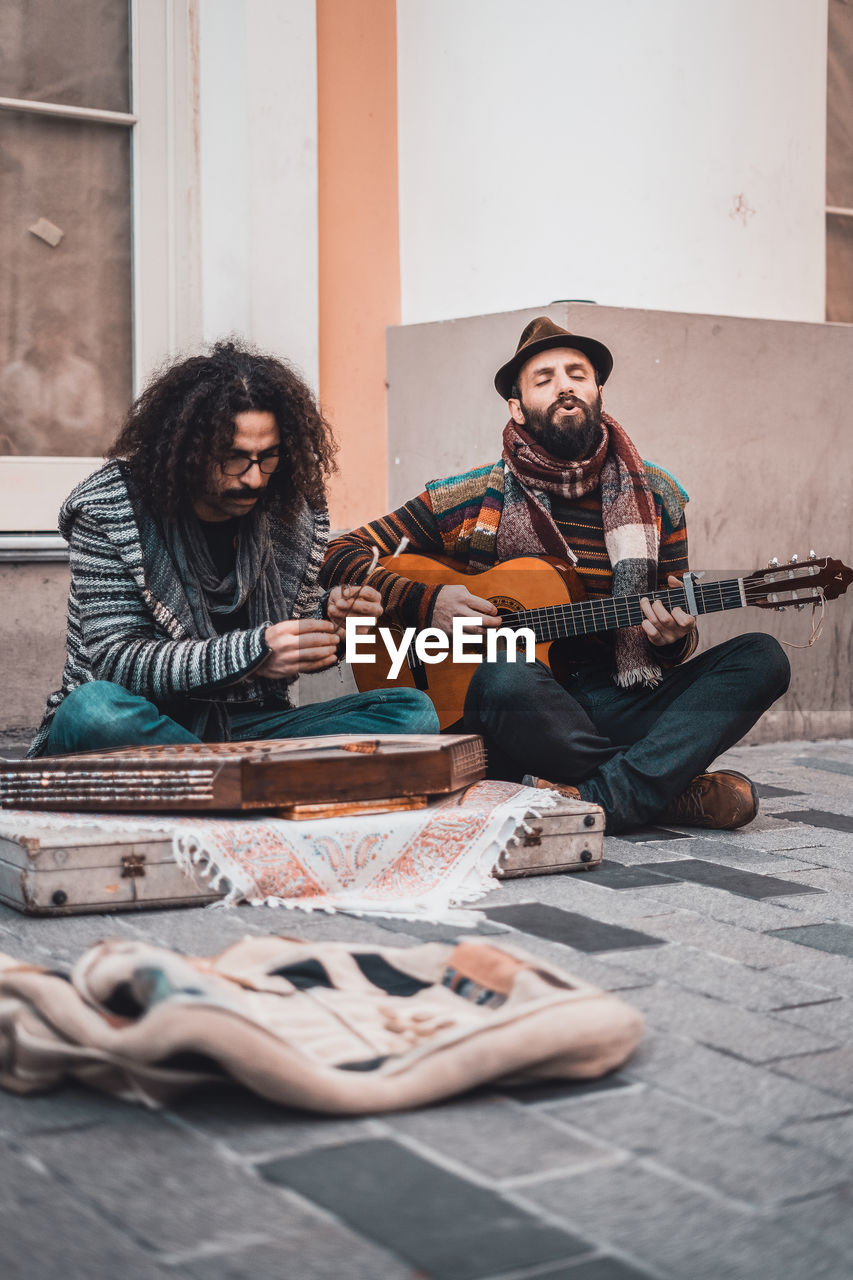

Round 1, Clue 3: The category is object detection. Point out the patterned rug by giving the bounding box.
[0,782,557,921]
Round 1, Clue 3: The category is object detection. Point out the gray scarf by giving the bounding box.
[130,483,328,740]
[166,504,289,639]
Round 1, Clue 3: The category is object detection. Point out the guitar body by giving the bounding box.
[350,553,584,728]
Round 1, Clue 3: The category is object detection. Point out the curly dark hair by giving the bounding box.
[107,339,337,519]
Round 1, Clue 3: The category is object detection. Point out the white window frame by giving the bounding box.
[0,0,201,537]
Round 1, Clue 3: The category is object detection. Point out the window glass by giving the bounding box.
[0,112,132,456]
[0,0,130,113]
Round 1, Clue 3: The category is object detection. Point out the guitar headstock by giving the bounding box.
[744,555,853,610]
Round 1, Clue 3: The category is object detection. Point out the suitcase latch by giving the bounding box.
[121,853,147,878]
[522,825,543,847]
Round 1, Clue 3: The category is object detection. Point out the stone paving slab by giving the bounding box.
[624,982,838,1062]
[768,1047,853,1102]
[479,869,684,924]
[770,919,853,955]
[177,1236,413,1280]
[522,1258,661,1280]
[483,904,665,952]
[382,1094,618,1182]
[607,941,837,1012]
[167,1084,380,1160]
[614,879,838,930]
[517,1160,850,1280]
[0,735,851,1279]
[632,857,825,900]
[259,1137,593,1280]
[769,948,853,993]
[25,1117,353,1256]
[0,1145,172,1280]
[547,1087,849,1205]
[770,997,853,1040]
[779,1112,853,1165]
[768,1184,853,1259]
[622,1031,849,1130]
[626,908,820,967]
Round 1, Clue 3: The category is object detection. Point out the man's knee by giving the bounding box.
[48,681,135,753]
[466,654,542,716]
[737,633,791,696]
[386,688,440,734]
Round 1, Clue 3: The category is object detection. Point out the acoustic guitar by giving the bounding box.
[350,552,853,729]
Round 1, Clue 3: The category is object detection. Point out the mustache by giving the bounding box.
[550,394,586,414]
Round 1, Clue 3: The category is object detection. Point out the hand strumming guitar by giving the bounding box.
[431,585,506,637]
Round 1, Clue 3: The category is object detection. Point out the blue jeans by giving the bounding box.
[47,681,440,755]
[463,634,790,832]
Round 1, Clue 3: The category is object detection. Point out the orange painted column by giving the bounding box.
[317,0,400,528]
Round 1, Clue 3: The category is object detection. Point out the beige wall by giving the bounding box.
[0,563,69,735]
[387,303,853,743]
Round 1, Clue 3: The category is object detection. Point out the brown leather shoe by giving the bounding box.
[523,775,581,801]
[663,770,759,830]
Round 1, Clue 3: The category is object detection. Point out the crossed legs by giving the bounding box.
[463,634,790,832]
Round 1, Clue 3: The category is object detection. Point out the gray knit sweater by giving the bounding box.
[29,461,329,757]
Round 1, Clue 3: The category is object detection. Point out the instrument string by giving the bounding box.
[500,568,823,641]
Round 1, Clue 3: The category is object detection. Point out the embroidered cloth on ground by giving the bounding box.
[0,782,556,921]
[0,935,644,1112]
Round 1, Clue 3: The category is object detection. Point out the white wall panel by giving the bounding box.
[199,0,250,342]
[396,0,827,325]
[199,0,318,387]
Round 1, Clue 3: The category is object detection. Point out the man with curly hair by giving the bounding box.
[30,341,438,756]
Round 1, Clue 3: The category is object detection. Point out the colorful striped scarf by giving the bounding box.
[429,415,663,688]
[499,413,661,686]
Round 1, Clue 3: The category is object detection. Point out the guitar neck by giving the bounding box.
[501,576,746,641]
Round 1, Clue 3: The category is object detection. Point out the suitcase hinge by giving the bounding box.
[121,853,147,878]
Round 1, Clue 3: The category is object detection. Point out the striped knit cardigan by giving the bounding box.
[29,461,328,757]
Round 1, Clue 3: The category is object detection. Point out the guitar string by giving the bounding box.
[398,565,828,657]
[498,573,821,639]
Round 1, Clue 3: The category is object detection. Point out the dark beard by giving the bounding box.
[521,392,603,461]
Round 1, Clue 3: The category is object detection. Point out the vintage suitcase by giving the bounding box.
[0,734,486,814]
[0,819,221,915]
[495,794,605,877]
[0,785,604,918]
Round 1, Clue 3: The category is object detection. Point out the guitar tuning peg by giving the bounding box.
[790,553,798,563]
[809,550,817,560]
[796,603,805,610]
[767,557,779,568]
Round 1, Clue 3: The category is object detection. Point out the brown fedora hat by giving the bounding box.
[495,316,614,400]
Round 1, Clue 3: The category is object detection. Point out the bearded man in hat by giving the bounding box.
[29,339,438,757]
[321,318,790,832]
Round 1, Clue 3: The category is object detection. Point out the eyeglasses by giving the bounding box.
[221,451,281,478]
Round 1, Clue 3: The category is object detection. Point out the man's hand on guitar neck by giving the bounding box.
[640,574,697,647]
[431,585,505,638]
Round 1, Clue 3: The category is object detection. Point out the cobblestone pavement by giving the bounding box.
[1,739,852,1280]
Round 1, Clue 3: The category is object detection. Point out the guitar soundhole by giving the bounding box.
[490,595,524,613]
